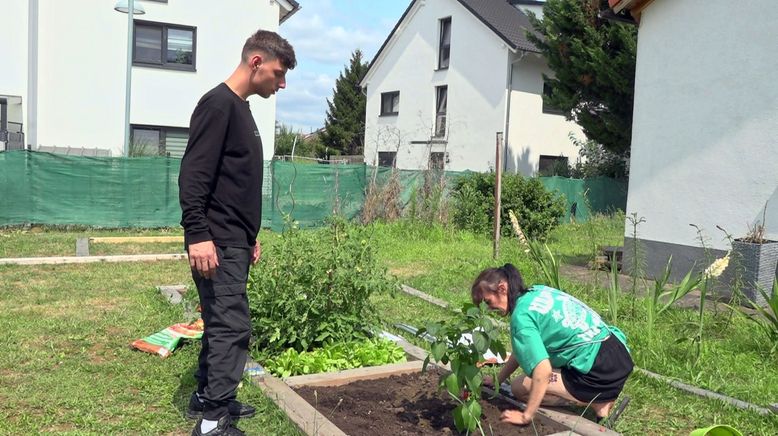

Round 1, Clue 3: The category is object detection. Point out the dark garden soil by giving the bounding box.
[295,369,569,435]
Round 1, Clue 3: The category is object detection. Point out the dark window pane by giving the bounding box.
[538,155,569,176]
[435,86,447,137]
[429,152,446,170]
[381,92,399,115]
[135,24,162,63]
[167,28,194,65]
[439,18,451,69]
[131,127,161,155]
[378,151,396,167]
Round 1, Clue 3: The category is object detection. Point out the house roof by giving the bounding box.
[278,0,301,24]
[608,0,654,22]
[363,0,542,85]
[458,0,542,53]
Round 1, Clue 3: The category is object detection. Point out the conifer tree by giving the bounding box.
[320,50,369,156]
[526,0,637,156]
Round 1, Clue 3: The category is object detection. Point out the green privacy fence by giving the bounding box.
[0,151,627,229]
[539,176,629,222]
[270,161,469,231]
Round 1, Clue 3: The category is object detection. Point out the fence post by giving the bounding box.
[493,132,503,259]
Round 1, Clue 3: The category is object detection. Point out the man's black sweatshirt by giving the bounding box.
[179,83,263,248]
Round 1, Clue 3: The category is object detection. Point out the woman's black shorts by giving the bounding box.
[561,334,634,403]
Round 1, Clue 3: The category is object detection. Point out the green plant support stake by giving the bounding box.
[689,424,743,436]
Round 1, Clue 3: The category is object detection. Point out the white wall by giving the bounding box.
[19,0,283,157]
[363,0,510,172]
[507,53,581,175]
[0,1,30,127]
[626,0,778,249]
[131,0,281,159]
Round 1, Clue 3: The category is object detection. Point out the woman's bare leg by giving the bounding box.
[510,369,615,418]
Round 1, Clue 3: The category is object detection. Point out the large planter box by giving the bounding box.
[252,335,619,436]
[731,239,778,306]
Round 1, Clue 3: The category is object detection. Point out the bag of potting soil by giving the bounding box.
[131,318,204,358]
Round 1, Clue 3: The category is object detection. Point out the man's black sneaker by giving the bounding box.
[191,416,245,436]
[187,392,257,420]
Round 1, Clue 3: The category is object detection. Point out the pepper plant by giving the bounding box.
[416,302,507,434]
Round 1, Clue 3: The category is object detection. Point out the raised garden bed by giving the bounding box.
[255,335,619,436]
[295,367,567,435]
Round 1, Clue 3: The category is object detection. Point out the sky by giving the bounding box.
[275,0,409,134]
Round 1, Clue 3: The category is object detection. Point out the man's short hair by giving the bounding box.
[242,30,297,69]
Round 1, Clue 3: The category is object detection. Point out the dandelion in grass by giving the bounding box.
[704,252,730,278]
[508,210,530,253]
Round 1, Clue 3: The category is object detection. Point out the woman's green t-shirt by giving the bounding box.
[510,285,628,376]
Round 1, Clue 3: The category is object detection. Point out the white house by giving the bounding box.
[0,0,300,157]
[609,0,778,280]
[360,0,583,174]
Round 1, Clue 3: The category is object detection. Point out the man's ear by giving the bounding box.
[249,54,264,70]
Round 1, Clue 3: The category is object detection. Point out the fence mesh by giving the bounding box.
[0,151,627,229]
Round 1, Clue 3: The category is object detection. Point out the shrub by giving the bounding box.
[247,217,398,357]
[451,172,565,240]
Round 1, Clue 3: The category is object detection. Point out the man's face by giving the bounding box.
[250,56,287,98]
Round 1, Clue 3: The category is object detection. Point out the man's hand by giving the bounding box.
[251,240,262,264]
[188,240,219,279]
[500,409,533,426]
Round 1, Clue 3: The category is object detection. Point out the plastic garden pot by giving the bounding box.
[689,424,743,436]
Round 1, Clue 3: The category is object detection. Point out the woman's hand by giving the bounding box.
[483,375,495,388]
[500,409,533,426]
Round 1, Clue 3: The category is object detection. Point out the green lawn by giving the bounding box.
[366,217,778,435]
[0,261,300,435]
[2,218,777,435]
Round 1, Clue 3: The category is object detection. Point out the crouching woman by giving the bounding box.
[474,264,633,425]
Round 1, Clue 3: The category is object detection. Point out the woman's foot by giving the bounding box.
[591,400,614,421]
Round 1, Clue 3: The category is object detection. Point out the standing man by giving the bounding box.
[179,30,296,436]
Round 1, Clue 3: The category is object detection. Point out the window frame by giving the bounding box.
[438,17,452,70]
[429,151,448,170]
[130,124,189,157]
[434,85,448,138]
[542,83,565,116]
[377,151,397,168]
[133,19,197,72]
[380,91,400,116]
[538,154,569,175]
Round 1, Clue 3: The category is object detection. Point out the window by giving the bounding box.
[429,152,448,170]
[133,20,196,71]
[438,17,451,69]
[380,91,400,116]
[131,125,189,157]
[378,151,397,167]
[434,85,448,137]
[538,155,569,176]
[542,83,565,115]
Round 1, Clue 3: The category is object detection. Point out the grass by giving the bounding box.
[0,261,300,435]
[365,217,778,435]
[2,216,778,435]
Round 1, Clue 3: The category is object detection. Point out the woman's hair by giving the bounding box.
[471,263,528,313]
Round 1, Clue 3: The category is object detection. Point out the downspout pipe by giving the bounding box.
[27,0,39,149]
[503,50,528,173]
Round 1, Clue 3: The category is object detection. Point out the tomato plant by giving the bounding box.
[417,302,507,434]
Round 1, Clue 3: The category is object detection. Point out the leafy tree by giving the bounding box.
[274,122,299,157]
[526,0,637,157]
[274,122,326,159]
[320,50,369,156]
